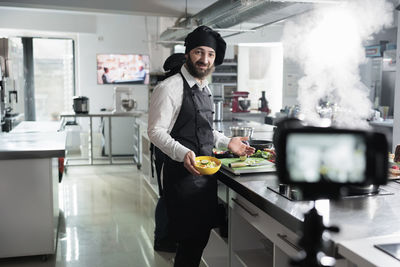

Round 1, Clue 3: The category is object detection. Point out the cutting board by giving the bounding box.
[220,157,275,175]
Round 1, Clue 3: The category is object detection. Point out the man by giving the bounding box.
[101,67,112,84]
[148,25,254,267]
[152,53,187,253]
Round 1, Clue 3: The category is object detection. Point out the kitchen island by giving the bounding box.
[0,131,65,258]
[209,167,400,267]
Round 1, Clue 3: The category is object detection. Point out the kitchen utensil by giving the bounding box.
[194,156,221,175]
[220,158,275,175]
[229,161,271,168]
[73,96,89,114]
[230,126,254,138]
[249,140,273,151]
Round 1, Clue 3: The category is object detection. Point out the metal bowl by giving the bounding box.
[121,99,136,111]
[239,99,251,111]
[230,126,254,138]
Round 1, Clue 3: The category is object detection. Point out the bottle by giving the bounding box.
[258,91,270,114]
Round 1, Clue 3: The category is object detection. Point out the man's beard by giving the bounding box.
[186,57,215,79]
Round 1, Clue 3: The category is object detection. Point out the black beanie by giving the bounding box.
[184,25,226,66]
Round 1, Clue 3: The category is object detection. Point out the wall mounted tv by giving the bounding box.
[97,54,150,85]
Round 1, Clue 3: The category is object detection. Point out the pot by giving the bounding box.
[230,126,254,138]
[249,140,273,151]
[73,96,89,114]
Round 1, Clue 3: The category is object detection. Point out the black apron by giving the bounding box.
[163,73,217,240]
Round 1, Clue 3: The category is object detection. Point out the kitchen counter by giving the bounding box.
[0,131,66,160]
[216,169,400,257]
[0,122,66,258]
[11,120,62,133]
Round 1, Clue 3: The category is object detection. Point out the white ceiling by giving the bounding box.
[0,0,218,17]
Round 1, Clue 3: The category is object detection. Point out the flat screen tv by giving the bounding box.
[97,54,150,85]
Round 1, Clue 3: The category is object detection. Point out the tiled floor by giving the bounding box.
[0,165,176,267]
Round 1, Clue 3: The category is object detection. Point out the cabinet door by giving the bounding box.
[229,189,301,267]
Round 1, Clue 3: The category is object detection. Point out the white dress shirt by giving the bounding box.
[148,65,231,162]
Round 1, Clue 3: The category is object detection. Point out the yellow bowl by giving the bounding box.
[194,156,222,175]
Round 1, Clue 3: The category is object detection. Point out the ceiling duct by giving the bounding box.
[159,0,336,45]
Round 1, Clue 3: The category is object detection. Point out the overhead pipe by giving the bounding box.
[158,0,329,45]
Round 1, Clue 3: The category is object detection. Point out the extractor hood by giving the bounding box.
[159,0,342,44]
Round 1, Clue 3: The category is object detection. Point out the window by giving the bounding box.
[33,38,75,121]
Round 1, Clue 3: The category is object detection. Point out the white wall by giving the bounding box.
[237,43,283,114]
[77,14,150,113]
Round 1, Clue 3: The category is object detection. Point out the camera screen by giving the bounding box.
[286,133,366,183]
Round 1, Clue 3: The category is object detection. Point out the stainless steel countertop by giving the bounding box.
[60,111,144,117]
[216,169,400,255]
[11,121,62,133]
[0,132,66,159]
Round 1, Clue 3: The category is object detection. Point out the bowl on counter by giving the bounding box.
[239,100,251,111]
[194,156,221,175]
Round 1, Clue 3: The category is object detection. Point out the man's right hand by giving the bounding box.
[184,151,201,176]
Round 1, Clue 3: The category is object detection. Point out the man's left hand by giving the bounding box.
[228,136,255,156]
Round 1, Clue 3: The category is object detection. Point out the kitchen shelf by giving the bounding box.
[221,62,237,66]
[213,73,237,76]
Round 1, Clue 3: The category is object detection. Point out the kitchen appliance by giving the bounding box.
[113,87,137,113]
[213,100,223,122]
[73,96,89,114]
[258,91,270,114]
[210,83,224,122]
[0,38,25,127]
[231,91,250,113]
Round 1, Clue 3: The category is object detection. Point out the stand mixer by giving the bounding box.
[113,87,137,113]
[231,91,250,113]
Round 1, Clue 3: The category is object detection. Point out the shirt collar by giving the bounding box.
[181,65,209,90]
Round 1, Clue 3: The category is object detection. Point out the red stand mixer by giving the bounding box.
[231,91,250,113]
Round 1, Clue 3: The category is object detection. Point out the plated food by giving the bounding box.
[194,156,221,175]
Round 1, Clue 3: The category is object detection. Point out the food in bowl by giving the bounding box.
[194,156,221,175]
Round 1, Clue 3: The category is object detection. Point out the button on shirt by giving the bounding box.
[148,65,230,162]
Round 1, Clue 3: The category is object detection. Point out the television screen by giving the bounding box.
[97,54,150,85]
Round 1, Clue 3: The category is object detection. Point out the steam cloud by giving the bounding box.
[282,0,394,128]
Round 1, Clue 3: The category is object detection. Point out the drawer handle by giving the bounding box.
[231,197,258,217]
[277,233,302,252]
